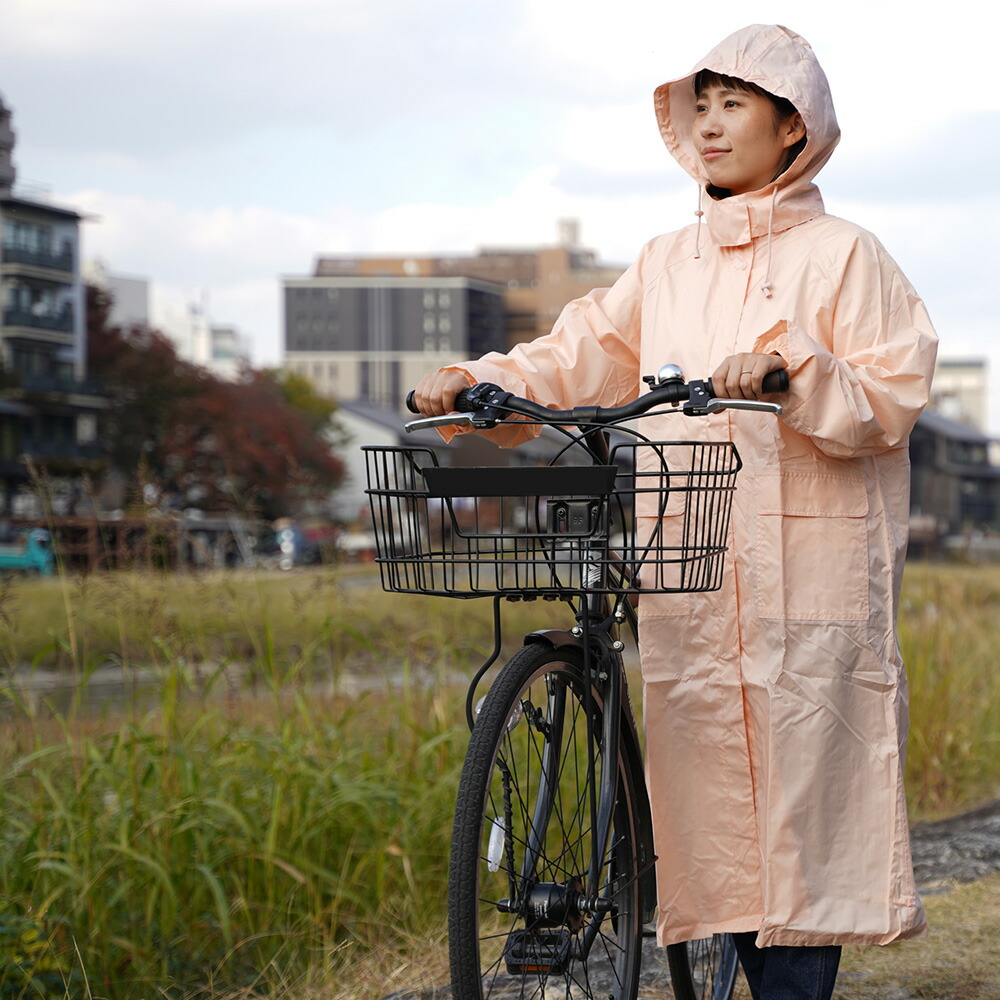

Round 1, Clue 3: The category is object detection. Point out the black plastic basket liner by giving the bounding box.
[363,443,740,598]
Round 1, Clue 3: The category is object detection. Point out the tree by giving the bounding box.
[86,285,344,519]
[162,370,344,517]
[86,283,204,475]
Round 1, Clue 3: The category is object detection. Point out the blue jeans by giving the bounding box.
[731,932,841,1000]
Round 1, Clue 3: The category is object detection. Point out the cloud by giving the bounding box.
[6,0,1000,425]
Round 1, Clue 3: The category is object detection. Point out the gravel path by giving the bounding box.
[910,797,1000,889]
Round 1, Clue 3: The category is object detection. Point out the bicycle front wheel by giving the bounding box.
[666,934,739,1000]
[448,642,644,999]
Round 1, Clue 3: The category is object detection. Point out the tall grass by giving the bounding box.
[0,568,554,998]
[899,562,1000,817]
[0,658,468,998]
[0,562,996,996]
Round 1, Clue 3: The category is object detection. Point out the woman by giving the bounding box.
[415,24,937,1000]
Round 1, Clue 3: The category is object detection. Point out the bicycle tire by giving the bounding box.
[448,642,644,999]
[666,934,739,1000]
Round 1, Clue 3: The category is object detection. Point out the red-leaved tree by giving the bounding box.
[87,285,344,518]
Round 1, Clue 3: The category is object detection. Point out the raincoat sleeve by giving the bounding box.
[752,234,937,458]
[434,244,648,447]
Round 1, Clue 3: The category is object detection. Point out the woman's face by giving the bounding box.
[692,83,804,195]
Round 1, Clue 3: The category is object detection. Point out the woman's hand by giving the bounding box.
[712,353,787,400]
[412,370,473,416]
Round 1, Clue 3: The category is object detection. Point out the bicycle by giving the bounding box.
[363,364,786,1000]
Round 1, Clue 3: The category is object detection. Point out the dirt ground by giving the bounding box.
[381,800,1000,1000]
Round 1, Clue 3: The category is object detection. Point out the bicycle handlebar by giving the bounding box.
[404,367,788,432]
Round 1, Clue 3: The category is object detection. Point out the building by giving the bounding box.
[930,357,989,432]
[84,259,150,328]
[283,274,506,410]
[909,409,1000,555]
[0,91,105,514]
[284,220,624,411]
[312,218,625,351]
[208,324,250,379]
[151,291,252,380]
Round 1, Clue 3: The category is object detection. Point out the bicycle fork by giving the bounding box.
[496,615,642,974]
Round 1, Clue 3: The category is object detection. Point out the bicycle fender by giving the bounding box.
[523,629,582,651]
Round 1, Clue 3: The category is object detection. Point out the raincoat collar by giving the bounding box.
[654,25,841,248]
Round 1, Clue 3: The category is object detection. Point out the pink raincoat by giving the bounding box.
[440,25,937,947]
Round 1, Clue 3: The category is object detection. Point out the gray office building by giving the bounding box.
[282,275,505,410]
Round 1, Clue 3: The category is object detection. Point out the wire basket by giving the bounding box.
[363,442,741,598]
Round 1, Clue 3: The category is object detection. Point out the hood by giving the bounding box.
[654,25,840,247]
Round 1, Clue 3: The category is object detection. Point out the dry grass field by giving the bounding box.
[0,561,996,998]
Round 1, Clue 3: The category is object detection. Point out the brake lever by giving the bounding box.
[702,398,783,415]
[404,413,481,433]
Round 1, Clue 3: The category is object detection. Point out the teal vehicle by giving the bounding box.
[0,528,54,576]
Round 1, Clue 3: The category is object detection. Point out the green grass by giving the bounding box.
[0,561,997,997]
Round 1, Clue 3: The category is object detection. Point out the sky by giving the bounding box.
[2,0,999,423]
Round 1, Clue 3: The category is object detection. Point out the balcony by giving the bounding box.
[2,307,74,333]
[20,438,105,462]
[0,369,103,399]
[1,244,75,273]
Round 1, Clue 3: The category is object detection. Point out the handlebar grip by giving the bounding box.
[405,387,478,415]
[763,368,790,393]
[453,388,475,411]
[707,368,789,396]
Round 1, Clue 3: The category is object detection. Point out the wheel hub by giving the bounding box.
[523,878,584,931]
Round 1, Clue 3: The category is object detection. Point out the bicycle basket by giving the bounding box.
[363,442,741,598]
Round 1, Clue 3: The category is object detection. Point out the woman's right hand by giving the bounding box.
[411,370,473,416]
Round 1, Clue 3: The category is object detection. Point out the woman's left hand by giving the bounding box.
[712,352,787,400]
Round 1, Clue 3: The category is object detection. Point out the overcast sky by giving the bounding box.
[2,1,999,423]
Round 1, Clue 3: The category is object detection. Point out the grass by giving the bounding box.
[0,665,466,998]
[0,568,554,675]
[836,874,1000,999]
[898,562,1000,817]
[0,560,997,997]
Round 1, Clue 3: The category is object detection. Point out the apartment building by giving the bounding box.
[0,91,104,513]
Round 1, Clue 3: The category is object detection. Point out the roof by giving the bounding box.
[0,193,83,221]
[915,409,995,444]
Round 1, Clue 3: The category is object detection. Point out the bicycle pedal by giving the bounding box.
[504,928,572,975]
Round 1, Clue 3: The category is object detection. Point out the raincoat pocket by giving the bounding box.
[753,471,870,621]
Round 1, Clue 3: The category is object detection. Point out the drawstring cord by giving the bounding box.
[760,188,777,298]
[693,187,704,259]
